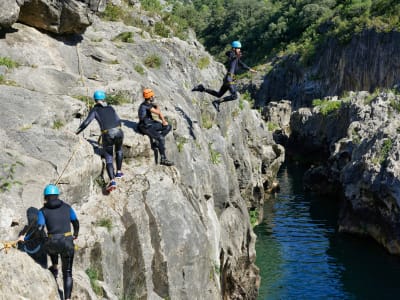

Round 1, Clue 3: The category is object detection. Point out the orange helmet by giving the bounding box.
[143,88,154,99]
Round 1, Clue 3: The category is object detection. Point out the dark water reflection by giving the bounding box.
[255,163,400,300]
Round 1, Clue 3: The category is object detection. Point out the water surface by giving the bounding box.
[255,163,400,300]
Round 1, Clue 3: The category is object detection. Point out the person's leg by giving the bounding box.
[114,130,124,177]
[102,135,117,191]
[61,250,74,300]
[102,134,115,181]
[160,124,172,137]
[153,124,174,166]
[221,83,238,102]
[146,124,165,157]
[212,83,238,111]
[60,237,75,300]
[205,83,229,98]
[145,124,173,166]
[49,254,59,278]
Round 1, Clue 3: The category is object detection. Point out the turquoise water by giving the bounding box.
[255,163,400,300]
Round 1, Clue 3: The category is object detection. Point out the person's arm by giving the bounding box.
[37,210,46,231]
[150,105,168,126]
[76,109,96,134]
[17,225,29,242]
[70,208,79,239]
[238,59,257,73]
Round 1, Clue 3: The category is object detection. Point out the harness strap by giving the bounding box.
[101,125,121,134]
[48,232,72,238]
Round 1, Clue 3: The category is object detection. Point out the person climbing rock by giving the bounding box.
[192,40,256,112]
[138,88,174,166]
[38,184,79,300]
[76,90,124,192]
[17,207,48,268]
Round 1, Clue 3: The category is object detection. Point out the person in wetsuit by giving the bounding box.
[76,90,124,192]
[138,88,174,166]
[38,184,79,300]
[192,40,256,112]
[17,207,48,268]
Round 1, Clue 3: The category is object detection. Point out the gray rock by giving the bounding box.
[0,18,283,299]
[289,91,400,254]
[257,30,400,108]
[0,0,23,29]
[18,0,97,34]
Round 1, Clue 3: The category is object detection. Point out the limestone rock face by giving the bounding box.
[289,91,400,255]
[18,0,99,34]
[256,30,400,108]
[0,0,24,29]
[0,250,59,298]
[0,17,283,299]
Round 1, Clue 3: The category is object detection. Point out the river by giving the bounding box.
[255,162,400,300]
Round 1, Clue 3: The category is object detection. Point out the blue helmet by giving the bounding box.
[93,90,106,101]
[231,41,242,49]
[43,184,59,196]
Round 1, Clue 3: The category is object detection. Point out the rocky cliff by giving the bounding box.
[256,30,400,109]
[0,0,101,34]
[0,6,284,300]
[276,91,400,255]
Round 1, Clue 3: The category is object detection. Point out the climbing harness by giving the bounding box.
[48,232,72,238]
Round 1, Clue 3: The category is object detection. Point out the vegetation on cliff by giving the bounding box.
[136,0,400,66]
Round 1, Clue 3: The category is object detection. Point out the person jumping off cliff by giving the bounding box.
[76,90,124,192]
[191,40,256,112]
[138,88,174,166]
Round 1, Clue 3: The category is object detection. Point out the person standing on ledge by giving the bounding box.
[38,184,79,300]
[76,90,124,192]
[192,40,257,112]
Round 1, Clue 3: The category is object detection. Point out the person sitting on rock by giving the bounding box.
[138,88,174,166]
[76,90,124,192]
[192,40,256,112]
[38,184,79,300]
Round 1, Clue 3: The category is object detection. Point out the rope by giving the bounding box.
[54,137,82,186]
[53,43,91,186]
[0,240,18,253]
[76,43,90,107]
[76,43,91,139]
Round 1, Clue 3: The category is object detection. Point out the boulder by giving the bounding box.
[0,0,24,29]
[18,0,97,34]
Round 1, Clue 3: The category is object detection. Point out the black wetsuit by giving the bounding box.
[18,207,47,268]
[138,101,171,158]
[38,198,79,300]
[204,50,252,102]
[76,102,124,180]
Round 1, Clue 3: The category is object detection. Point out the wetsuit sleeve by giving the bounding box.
[70,207,79,238]
[76,108,96,134]
[37,210,45,231]
[19,225,29,236]
[238,59,251,71]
